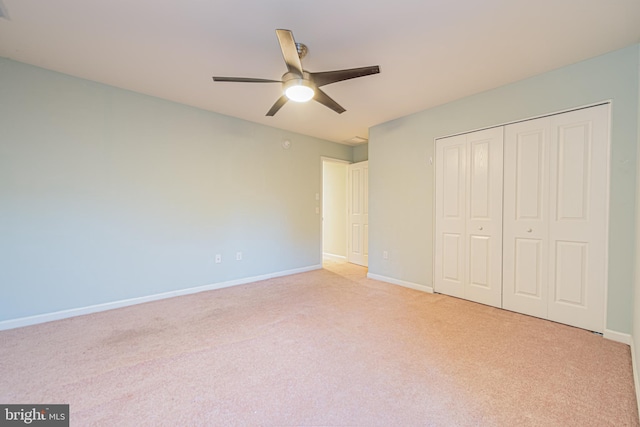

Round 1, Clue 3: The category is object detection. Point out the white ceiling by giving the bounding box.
[1,1,639,144]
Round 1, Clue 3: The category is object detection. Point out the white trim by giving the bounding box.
[603,329,632,345]
[434,100,613,141]
[602,102,612,336]
[322,252,347,262]
[367,273,434,293]
[0,264,322,331]
[631,335,640,418]
[320,156,351,164]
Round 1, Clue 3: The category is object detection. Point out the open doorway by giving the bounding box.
[321,158,369,267]
[322,158,348,262]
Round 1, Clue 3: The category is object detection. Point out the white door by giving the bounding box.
[503,117,551,318]
[503,104,609,332]
[348,161,368,267]
[435,128,503,307]
[547,105,608,332]
[465,128,504,307]
[435,135,466,298]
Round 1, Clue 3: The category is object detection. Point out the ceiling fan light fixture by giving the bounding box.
[284,79,315,102]
[212,29,380,116]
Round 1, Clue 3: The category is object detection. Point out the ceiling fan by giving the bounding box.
[212,29,380,116]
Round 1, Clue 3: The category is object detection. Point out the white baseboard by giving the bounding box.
[367,273,434,293]
[604,329,632,345]
[0,264,322,331]
[322,253,347,262]
[631,335,640,419]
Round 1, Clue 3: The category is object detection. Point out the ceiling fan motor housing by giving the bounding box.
[295,43,308,60]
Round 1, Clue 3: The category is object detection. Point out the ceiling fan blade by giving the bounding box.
[310,66,380,87]
[266,95,289,116]
[314,88,346,114]
[275,29,304,77]
[212,76,281,83]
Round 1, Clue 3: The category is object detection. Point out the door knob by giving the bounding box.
[479,227,483,231]
[527,228,532,233]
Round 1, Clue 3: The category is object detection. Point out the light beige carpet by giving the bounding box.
[1,260,638,426]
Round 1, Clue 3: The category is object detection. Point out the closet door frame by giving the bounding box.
[432,101,611,333]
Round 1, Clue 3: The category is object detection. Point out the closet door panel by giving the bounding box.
[513,238,543,297]
[465,128,503,307]
[503,118,550,318]
[468,235,490,286]
[553,241,588,306]
[435,135,466,298]
[548,105,608,333]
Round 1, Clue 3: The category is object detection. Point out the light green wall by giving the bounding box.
[352,143,368,162]
[0,58,352,322]
[369,44,640,334]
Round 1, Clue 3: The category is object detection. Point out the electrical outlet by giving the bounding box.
[236,252,242,261]
[215,254,221,264]
[383,251,389,260]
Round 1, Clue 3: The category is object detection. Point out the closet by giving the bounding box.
[434,104,609,332]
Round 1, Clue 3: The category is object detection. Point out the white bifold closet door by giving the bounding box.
[435,127,504,308]
[503,105,609,332]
